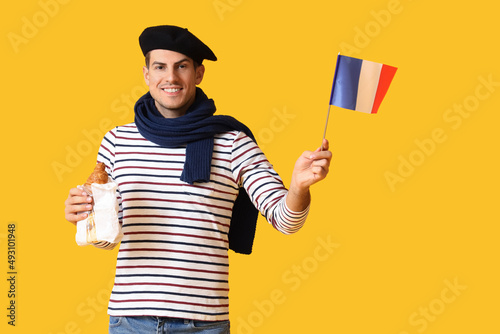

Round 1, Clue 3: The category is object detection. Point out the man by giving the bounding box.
[65,25,331,333]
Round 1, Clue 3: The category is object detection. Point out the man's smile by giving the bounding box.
[162,87,182,93]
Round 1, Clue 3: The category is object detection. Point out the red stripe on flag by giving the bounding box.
[371,64,397,114]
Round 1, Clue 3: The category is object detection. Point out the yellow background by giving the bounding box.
[1,0,499,333]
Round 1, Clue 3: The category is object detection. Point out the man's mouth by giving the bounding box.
[162,88,181,93]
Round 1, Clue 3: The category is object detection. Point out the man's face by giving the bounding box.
[143,49,205,118]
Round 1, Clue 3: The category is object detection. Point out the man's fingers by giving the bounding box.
[319,138,330,151]
[65,187,93,224]
[310,150,332,163]
[65,210,83,225]
[311,161,329,178]
[321,139,330,151]
[66,189,92,205]
[69,187,87,196]
[312,158,330,171]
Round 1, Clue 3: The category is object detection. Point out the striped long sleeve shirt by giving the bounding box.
[96,123,309,321]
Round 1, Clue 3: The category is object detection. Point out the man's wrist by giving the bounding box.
[286,185,311,212]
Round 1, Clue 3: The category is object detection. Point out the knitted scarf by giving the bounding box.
[134,87,259,254]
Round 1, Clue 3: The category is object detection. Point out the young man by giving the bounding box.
[64,25,331,333]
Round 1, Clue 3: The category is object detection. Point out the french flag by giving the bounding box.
[329,55,397,114]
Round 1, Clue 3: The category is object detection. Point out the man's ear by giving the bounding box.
[143,66,150,85]
[195,64,205,85]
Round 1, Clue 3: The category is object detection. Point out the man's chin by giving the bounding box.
[154,100,190,118]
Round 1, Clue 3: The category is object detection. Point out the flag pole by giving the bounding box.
[321,52,341,151]
[321,104,331,151]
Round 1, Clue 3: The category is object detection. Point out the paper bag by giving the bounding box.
[75,181,122,247]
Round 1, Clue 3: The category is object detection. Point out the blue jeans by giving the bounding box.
[109,316,230,334]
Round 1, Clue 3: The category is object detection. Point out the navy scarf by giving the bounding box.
[134,87,259,254]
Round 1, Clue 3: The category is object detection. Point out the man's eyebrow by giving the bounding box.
[151,58,191,67]
[151,61,166,67]
[175,58,190,65]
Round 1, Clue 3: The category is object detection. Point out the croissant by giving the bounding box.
[84,162,108,189]
[83,162,108,244]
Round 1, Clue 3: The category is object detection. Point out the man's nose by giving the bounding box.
[164,68,178,83]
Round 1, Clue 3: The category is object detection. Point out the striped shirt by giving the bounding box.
[96,123,309,321]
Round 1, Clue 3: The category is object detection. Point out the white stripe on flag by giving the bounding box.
[355,60,383,113]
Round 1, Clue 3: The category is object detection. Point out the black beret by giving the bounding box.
[139,25,217,64]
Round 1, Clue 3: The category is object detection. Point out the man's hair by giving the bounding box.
[145,51,200,69]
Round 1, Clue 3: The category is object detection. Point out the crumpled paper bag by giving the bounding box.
[75,181,122,247]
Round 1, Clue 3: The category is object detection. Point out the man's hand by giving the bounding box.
[64,188,93,225]
[286,139,332,211]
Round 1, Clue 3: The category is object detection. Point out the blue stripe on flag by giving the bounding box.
[329,55,363,110]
